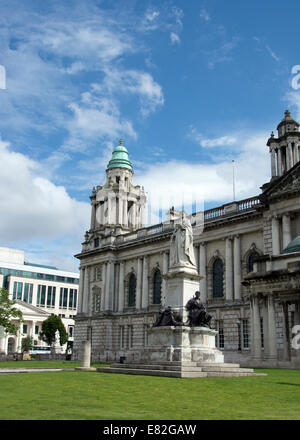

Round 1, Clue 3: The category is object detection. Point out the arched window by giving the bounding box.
[213,259,224,298]
[128,273,136,307]
[153,269,162,304]
[248,252,260,273]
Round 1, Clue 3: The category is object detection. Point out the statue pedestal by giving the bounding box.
[163,266,203,322]
[141,326,224,364]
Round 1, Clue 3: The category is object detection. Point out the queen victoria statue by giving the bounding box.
[169,211,196,269]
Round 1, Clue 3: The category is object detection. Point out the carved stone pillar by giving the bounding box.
[267,294,277,360]
[282,301,291,361]
[282,213,292,249]
[123,199,128,227]
[271,215,280,255]
[142,256,149,308]
[136,258,142,309]
[101,263,106,311]
[270,148,276,177]
[233,235,241,301]
[277,148,282,177]
[78,267,84,313]
[162,252,169,305]
[225,237,233,301]
[199,243,207,302]
[118,261,125,312]
[251,295,262,360]
[83,267,89,314]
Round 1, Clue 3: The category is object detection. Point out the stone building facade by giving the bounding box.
[74,111,300,368]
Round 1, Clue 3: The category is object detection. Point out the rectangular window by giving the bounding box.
[35,325,39,335]
[52,287,56,307]
[63,288,68,308]
[37,285,46,306]
[59,288,63,307]
[17,282,23,300]
[23,324,27,334]
[242,319,249,349]
[23,283,33,304]
[13,281,17,300]
[47,286,52,306]
[68,326,74,338]
[260,317,264,349]
[74,290,77,309]
[69,289,74,309]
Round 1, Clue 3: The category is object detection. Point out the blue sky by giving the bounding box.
[1,0,300,271]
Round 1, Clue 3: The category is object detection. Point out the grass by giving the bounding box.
[0,360,107,369]
[0,368,300,419]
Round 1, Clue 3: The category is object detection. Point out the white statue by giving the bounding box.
[170,211,196,268]
[55,330,60,346]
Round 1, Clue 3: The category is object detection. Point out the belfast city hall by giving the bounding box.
[73,110,300,368]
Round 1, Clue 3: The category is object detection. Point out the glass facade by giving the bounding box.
[0,266,79,284]
[13,281,33,303]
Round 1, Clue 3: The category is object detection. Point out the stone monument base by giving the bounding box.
[97,326,266,378]
[140,326,224,364]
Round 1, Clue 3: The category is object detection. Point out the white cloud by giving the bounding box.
[0,138,90,270]
[135,131,270,214]
[189,127,237,148]
[200,8,210,22]
[265,44,280,62]
[170,32,181,45]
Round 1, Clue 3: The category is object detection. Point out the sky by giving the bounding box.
[1,0,300,272]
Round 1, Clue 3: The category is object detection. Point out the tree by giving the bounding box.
[0,288,23,335]
[39,315,68,346]
[21,335,33,352]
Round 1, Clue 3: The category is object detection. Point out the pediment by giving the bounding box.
[260,162,300,203]
[14,300,51,317]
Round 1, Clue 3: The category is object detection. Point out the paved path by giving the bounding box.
[0,368,65,374]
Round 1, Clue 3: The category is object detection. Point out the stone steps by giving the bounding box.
[97,362,266,378]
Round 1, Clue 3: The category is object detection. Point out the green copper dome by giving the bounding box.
[282,236,300,254]
[107,140,133,171]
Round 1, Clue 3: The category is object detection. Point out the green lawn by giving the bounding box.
[0,368,300,419]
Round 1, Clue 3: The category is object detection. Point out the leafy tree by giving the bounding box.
[0,287,23,335]
[21,335,33,352]
[39,315,68,346]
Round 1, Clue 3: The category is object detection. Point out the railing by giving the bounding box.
[238,196,261,211]
[204,207,225,220]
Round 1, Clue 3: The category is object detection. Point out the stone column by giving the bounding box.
[107,197,112,224]
[118,198,123,225]
[288,142,293,169]
[78,268,84,313]
[261,297,269,357]
[271,215,280,255]
[277,148,282,177]
[162,252,169,305]
[123,199,128,227]
[81,340,91,368]
[105,262,110,311]
[295,142,300,164]
[251,295,262,360]
[90,201,96,229]
[267,294,277,360]
[199,243,207,302]
[82,267,89,314]
[270,148,276,177]
[131,203,136,228]
[225,237,233,301]
[109,262,115,311]
[118,261,125,312]
[101,263,106,311]
[136,258,142,309]
[233,235,241,301]
[282,301,291,361]
[31,321,36,338]
[282,213,291,249]
[141,256,148,309]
